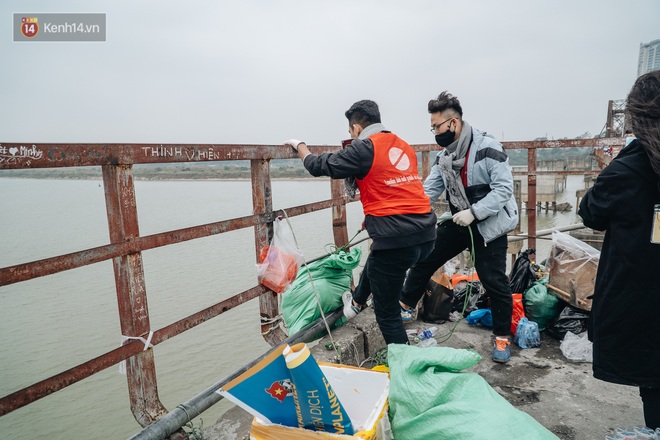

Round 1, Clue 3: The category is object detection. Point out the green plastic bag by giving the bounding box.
[523,277,562,331]
[281,248,361,335]
[387,344,558,440]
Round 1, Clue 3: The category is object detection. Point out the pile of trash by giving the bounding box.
[412,230,597,362]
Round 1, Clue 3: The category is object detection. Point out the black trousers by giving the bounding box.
[640,387,660,429]
[401,220,513,336]
[353,240,434,345]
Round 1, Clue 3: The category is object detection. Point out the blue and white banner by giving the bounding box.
[284,343,354,435]
[217,345,298,427]
[217,343,353,434]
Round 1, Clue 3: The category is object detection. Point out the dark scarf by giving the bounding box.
[436,121,472,211]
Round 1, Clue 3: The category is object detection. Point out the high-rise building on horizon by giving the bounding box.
[638,39,660,77]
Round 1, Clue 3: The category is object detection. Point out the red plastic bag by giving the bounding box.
[256,218,304,294]
[511,293,526,336]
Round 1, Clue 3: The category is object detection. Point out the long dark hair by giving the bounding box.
[627,71,660,179]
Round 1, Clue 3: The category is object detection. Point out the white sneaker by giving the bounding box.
[400,306,415,322]
[342,291,362,319]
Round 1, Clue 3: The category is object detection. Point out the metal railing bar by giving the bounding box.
[501,137,623,149]
[512,170,600,176]
[0,198,354,287]
[507,223,586,243]
[0,143,437,169]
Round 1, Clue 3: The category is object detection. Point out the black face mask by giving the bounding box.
[435,129,455,148]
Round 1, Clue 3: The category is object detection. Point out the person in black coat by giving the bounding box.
[578,70,660,429]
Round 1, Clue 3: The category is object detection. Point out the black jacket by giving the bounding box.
[303,134,436,250]
[578,139,660,388]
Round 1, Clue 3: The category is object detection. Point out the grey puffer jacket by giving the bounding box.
[424,127,519,244]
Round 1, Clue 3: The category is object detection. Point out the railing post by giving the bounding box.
[330,179,349,248]
[420,150,431,180]
[508,180,523,265]
[102,164,168,427]
[527,145,537,250]
[251,158,287,346]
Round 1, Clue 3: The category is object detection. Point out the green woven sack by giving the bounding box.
[388,344,558,440]
[281,247,361,335]
[523,277,562,331]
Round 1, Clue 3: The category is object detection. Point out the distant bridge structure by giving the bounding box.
[600,99,628,138]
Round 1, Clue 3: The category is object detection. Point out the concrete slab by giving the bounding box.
[205,313,644,440]
[429,318,643,440]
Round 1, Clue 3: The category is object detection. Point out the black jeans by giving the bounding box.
[353,240,434,345]
[640,387,660,429]
[401,220,513,336]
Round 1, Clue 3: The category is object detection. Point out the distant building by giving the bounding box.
[638,39,660,77]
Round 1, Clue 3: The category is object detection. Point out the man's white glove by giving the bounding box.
[283,139,304,151]
[452,209,475,227]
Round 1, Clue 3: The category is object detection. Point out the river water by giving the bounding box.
[0,175,585,439]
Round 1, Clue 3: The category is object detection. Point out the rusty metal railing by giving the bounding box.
[501,137,623,249]
[0,142,434,427]
[0,137,621,431]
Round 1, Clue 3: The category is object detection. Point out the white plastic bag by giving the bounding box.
[560,331,593,363]
[256,218,304,293]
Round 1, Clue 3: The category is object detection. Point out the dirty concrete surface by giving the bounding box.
[205,312,644,440]
[436,318,643,439]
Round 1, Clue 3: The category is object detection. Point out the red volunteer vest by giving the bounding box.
[356,132,431,217]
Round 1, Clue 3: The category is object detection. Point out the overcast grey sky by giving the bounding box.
[1,0,658,146]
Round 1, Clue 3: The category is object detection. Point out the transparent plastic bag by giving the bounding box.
[560,331,593,363]
[547,230,600,311]
[514,317,541,349]
[256,218,304,293]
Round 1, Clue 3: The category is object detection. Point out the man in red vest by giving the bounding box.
[284,100,437,345]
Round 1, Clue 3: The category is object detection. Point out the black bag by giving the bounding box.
[452,280,488,317]
[546,305,590,340]
[420,277,454,324]
[509,248,537,294]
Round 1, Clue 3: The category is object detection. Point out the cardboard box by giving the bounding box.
[546,231,600,311]
[249,363,391,440]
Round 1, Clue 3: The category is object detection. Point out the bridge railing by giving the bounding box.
[501,138,623,249]
[0,142,434,427]
[0,137,622,432]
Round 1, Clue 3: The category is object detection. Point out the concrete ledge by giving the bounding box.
[310,307,385,366]
[204,405,252,440]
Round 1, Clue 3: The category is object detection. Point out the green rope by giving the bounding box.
[359,347,389,369]
[324,228,364,255]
